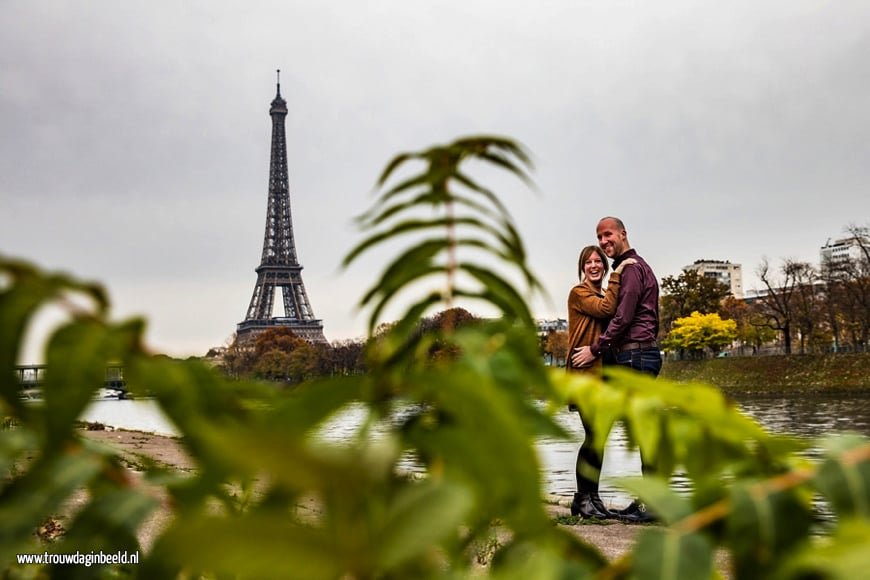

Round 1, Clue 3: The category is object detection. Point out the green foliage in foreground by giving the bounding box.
[2,136,870,579]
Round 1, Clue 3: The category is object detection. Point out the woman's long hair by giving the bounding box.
[577,245,609,282]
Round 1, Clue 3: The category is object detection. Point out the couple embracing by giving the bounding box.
[566,216,662,524]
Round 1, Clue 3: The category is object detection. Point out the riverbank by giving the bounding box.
[78,428,637,555]
[660,352,870,393]
[77,427,730,574]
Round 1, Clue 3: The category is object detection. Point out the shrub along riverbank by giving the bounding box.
[660,352,870,393]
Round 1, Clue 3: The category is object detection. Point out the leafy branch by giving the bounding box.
[344,136,543,335]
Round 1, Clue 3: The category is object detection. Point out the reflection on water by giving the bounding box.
[737,392,870,439]
[80,390,870,507]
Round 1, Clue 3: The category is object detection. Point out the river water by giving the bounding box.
[541,392,870,507]
[81,390,870,507]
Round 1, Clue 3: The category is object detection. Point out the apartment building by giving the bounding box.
[820,235,869,268]
[683,259,744,299]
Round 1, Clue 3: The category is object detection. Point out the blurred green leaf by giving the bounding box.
[360,188,505,231]
[814,435,870,518]
[59,488,157,555]
[0,450,103,562]
[454,267,533,327]
[452,169,513,218]
[632,528,714,580]
[266,376,367,437]
[773,519,870,580]
[492,540,597,580]
[149,514,343,579]
[374,291,444,344]
[42,318,144,446]
[0,428,36,478]
[626,393,665,465]
[375,480,473,570]
[402,367,552,533]
[618,477,694,525]
[346,135,542,339]
[0,257,107,417]
[727,484,813,579]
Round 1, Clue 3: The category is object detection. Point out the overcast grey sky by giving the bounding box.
[2,1,869,361]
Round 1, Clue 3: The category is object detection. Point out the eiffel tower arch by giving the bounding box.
[237,71,327,344]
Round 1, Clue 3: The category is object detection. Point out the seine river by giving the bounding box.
[81,390,870,507]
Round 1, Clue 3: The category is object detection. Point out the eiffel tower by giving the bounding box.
[237,71,326,344]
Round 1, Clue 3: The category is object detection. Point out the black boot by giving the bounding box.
[570,492,612,520]
[590,492,611,516]
[613,500,657,524]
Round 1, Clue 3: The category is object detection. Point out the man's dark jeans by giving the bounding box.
[575,347,663,492]
[608,346,663,477]
[614,347,662,377]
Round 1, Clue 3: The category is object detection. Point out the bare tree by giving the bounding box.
[789,263,827,354]
[818,261,847,351]
[721,296,776,355]
[755,258,805,354]
[846,224,870,263]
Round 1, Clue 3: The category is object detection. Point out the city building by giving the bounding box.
[536,318,567,335]
[682,260,743,299]
[820,235,870,268]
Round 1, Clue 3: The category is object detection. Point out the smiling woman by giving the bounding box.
[565,246,637,519]
[566,247,634,374]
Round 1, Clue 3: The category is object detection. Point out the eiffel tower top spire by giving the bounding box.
[271,69,286,112]
[260,69,297,267]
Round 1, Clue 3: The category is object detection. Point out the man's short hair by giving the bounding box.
[599,216,626,231]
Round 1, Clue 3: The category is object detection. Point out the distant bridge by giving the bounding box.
[15,364,128,395]
[15,364,47,387]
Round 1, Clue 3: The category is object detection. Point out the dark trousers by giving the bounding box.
[575,346,662,492]
[614,346,662,377]
[576,415,603,493]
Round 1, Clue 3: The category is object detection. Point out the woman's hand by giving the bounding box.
[614,257,637,274]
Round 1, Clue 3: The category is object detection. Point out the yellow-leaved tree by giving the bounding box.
[663,311,737,357]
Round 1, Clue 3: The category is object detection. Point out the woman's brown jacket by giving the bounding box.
[566,272,621,373]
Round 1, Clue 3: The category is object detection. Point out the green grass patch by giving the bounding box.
[661,353,870,393]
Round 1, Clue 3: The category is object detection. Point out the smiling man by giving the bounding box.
[571,216,662,523]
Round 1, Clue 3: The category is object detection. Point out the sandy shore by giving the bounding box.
[79,427,729,574]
